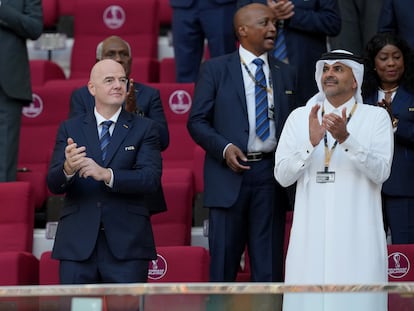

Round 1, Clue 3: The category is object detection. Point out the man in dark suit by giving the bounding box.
[378,0,414,49]
[187,3,298,283]
[0,0,42,181]
[69,35,168,215]
[47,59,161,286]
[170,0,238,82]
[238,0,341,106]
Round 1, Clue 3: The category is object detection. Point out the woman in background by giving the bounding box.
[363,32,414,244]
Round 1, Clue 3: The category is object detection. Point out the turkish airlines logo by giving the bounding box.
[103,5,125,29]
[148,254,167,280]
[169,90,192,114]
[388,251,410,279]
[23,93,43,118]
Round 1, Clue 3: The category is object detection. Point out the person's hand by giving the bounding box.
[224,144,250,173]
[309,104,325,147]
[77,157,112,183]
[125,78,137,113]
[64,138,86,175]
[322,108,349,144]
[267,0,295,20]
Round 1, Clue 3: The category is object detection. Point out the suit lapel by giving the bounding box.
[227,52,248,114]
[268,56,283,128]
[104,110,133,165]
[82,114,103,165]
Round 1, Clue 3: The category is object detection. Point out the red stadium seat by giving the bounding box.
[42,0,59,28]
[159,0,173,28]
[17,81,79,210]
[0,182,38,286]
[39,251,59,285]
[29,59,66,87]
[146,246,209,311]
[130,58,160,83]
[57,0,75,16]
[152,169,194,246]
[70,0,159,79]
[159,57,176,83]
[149,82,196,165]
[388,244,414,311]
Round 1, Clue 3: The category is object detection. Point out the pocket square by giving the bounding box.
[285,90,293,95]
[409,108,414,112]
[125,146,135,151]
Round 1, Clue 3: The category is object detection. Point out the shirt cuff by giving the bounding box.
[105,168,114,188]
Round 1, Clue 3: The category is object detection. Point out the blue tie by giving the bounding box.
[253,58,270,141]
[273,21,288,63]
[100,120,113,161]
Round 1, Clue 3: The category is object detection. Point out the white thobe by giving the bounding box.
[275,98,394,311]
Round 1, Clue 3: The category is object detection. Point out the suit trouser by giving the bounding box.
[0,87,23,182]
[171,3,237,82]
[384,195,414,244]
[208,157,286,282]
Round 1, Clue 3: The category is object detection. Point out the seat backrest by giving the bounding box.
[19,82,77,166]
[148,246,209,282]
[148,83,196,165]
[42,0,59,28]
[130,58,160,83]
[30,60,66,87]
[159,0,172,27]
[0,182,34,252]
[388,244,414,281]
[57,0,75,16]
[151,171,194,246]
[159,58,176,83]
[388,244,414,311]
[70,0,159,79]
[39,251,60,285]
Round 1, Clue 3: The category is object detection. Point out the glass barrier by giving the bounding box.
[0,283,413,311]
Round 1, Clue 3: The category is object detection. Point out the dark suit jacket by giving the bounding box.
[378,0,414,48]
[0,0,42,102]
[70,83,169,215]
[47,110,162,261]
[238,0,341,106]
[69,82,169,151]
[187,51,297,208]
[364,86,414,197]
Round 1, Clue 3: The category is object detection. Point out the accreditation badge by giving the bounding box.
[316,171,335,183]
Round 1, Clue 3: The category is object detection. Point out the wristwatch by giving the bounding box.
[392,118,399,128]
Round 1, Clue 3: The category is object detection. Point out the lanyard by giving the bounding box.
[322,102,357,172]
[240,56,273,94]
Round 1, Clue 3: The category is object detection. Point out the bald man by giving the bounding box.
[188,3,298,283]
[47,59,162,285]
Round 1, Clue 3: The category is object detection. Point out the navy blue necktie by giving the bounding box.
[273,21,288,63]
[100,120,113,161]
[253,58,270,141]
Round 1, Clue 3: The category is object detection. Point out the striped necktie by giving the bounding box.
[253,58,270,141]
[273,21,288,63]
[100,120,113,161]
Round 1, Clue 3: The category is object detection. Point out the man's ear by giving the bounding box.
[87,81,96,97]
[238,25,248,38]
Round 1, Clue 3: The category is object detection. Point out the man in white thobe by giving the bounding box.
[275,50,394,311]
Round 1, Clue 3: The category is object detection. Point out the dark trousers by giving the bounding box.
[0,88,23,182]
[208,158,286,282]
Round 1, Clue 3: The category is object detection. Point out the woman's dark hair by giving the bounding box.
[362,32,414,98]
